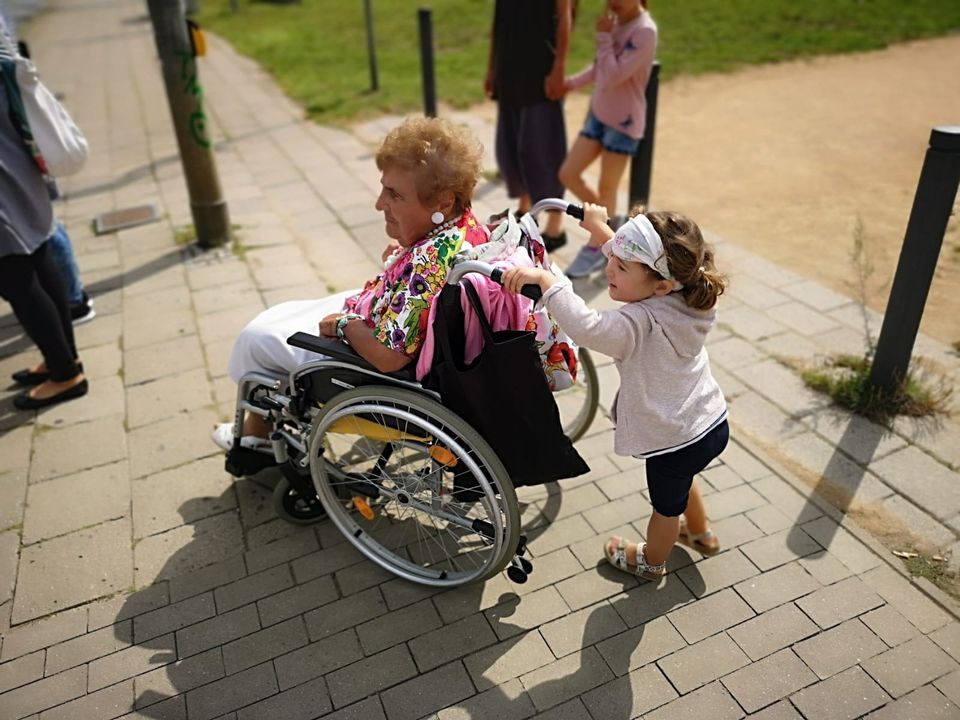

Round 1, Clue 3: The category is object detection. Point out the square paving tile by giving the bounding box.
[23,461,130,544]
[13,518,133,623]
[132,456,235,539]
[29,414,127,483]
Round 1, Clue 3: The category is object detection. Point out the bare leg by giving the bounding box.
[558,136,602,208]
[683,481,709,534]
[595,150,631,240]
[643,511,680,565]
[682,481,719,550]
[517,193,532,214]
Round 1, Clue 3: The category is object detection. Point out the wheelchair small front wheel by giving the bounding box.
[272,476,328,525]
[308,386,520,587]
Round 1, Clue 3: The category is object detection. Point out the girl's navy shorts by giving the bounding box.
[644,419,730,517]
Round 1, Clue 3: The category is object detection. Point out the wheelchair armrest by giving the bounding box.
[286,331,416,380]
[287,332,376,370]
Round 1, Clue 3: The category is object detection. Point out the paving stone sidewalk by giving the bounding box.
[1,0,959,718]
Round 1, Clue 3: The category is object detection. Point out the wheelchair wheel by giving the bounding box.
[272,476,328,525]
[555,347,599,443]
[308,386,520,587]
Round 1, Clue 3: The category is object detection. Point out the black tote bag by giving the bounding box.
[425,281,589,487]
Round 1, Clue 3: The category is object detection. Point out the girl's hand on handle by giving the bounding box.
[596,14,614,33]
[580,202,610,235]
[501,267,554,295]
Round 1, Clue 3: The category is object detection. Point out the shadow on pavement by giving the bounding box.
[787,413,892,555]
[109,465,707,717]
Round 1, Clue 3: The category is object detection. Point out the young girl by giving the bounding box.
[560,0,657,278]
[502,203,728,580]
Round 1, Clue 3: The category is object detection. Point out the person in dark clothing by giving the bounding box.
[485,0,572,251]
[0,15,87,409]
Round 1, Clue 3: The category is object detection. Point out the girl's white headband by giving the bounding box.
[602,215,683,290]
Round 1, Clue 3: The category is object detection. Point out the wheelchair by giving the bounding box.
[224,201,599,587]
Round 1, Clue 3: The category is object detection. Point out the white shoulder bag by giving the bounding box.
[14,56,88,176]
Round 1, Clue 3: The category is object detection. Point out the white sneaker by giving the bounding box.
[211,422,273,455]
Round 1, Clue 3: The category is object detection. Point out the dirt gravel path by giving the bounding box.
[480,35,960,347]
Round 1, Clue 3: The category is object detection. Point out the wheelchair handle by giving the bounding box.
[490,267,542,302]
[529,198,584,221]
[447,259,542,302]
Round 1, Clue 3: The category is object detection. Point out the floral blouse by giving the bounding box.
[343,210,487,358]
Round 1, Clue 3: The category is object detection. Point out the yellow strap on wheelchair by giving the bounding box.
[429,445,458,467]
[326,415,430,444]
[353,496,375,521]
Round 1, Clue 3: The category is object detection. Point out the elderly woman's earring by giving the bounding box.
[431,211,445,225]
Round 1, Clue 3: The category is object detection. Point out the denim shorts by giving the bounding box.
[579,111,640,155]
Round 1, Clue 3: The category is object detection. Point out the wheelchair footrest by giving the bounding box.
[225,447,278,477]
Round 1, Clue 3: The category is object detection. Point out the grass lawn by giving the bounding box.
[198,0,960,124]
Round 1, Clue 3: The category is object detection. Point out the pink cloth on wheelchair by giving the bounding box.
[415,246,534,381]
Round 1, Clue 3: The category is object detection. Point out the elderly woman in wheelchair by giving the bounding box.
[213,118,596,588]
[213,116,537,587]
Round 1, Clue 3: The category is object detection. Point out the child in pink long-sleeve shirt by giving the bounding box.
[560,0,657,278]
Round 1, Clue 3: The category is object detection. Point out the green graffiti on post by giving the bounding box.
[176,50,211,149]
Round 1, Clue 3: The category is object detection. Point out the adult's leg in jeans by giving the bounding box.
[45,220,85,306]
[34,240,79,369]
[0,245,79,381]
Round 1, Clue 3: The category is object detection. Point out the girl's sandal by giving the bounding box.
[678,521,721,556]
[603,536,666,581]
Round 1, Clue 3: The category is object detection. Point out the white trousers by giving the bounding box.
[227,290,357,382]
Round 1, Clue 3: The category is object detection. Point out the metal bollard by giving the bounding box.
[364,0,379,92]
[628,60,660,209]
[146,0,230,249]
[418,8,437,117]
[868,125,960,394]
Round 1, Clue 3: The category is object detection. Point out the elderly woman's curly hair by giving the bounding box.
[376,117,483,216]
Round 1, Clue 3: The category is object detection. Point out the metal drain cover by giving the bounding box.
[93,204,161,234]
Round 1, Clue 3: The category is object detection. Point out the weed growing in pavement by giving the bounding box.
[903,554,959,598]
[173,225,197,246]
[798,218,952,423]
[800,354,951,424]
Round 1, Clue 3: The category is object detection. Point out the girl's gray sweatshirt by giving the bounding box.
[543,282,727,457]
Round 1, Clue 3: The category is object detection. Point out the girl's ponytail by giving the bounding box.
[645,211,727,311]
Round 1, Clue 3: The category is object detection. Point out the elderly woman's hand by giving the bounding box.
[319,313,341,338]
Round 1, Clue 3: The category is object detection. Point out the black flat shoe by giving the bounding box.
[542,231,567,252]
[14,379,88,410]
[11,368,49,386]
[12,361,84,387]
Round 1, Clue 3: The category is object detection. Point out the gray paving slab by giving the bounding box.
[1,2,958,719]
[22,461,130,544]
[12,518,133,623]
